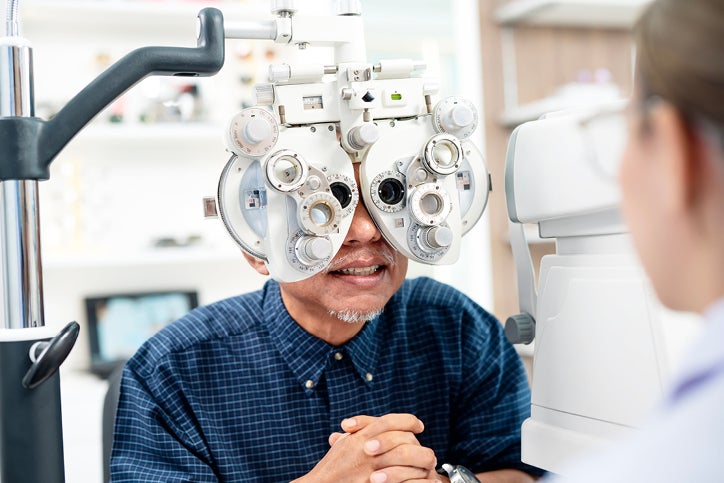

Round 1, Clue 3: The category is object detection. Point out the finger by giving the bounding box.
[369,466,440,483]
[364,431,420,455]
[328,431,347,447]
[343,414,424,438]
[372,444,437,473]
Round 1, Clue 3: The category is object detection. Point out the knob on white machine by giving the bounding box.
[348,123,380,150]
[433,96,478,139]
[254,83,275,106]
[445,105,474,130]
[296,236,333,265]
[335,0,362,15]
[244,117,272,144]
[226,108,279,157]
[271,0,297,15]
[422,225,453,249]
[269,63,292,83]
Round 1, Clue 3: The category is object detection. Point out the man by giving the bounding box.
[111,164,543,482]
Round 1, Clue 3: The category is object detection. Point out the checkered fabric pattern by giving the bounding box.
[111,277,543,482]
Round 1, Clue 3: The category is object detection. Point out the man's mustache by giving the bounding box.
[324,248,396,273]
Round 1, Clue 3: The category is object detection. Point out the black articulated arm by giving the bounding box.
[0,7,225,181]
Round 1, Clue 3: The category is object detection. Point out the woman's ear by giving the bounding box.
[648,102,701,215]
[242,252,270,276]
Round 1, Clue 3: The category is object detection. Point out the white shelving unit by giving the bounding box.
[494,0,641,129]
[495,0,652,29]
[21,0,266,41]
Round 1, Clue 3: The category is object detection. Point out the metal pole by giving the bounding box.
[0,38,45,330]
[0,28,65,483]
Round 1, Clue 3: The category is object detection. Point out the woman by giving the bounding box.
[551,0,724,481]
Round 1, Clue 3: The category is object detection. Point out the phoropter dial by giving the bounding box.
[298,192,343,236]
[265,149,309,192]
[370,170,407,213]
[422,134,463,176]
[327,173,359,218]
[433,96,478,140]
[407,222,452,262]
[226,107,280,158]
[286,230,331,273]
[408,182,452,226]
[295,235,333,266]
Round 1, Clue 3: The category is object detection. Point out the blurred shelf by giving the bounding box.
[20,0,266,41]
[44,244,243,269]
[495,0,652,29]
[53,123,228,157]
[499,82,624,127]
[73,122,222,143]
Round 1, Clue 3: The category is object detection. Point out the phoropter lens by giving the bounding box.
[378,178,405,206]
[272,156,301,184]
[420,192,443,216]
[330,182,353,209]
[431,140,456,168]
[309,201,334,227]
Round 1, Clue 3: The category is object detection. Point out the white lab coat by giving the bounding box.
[546,298,724,483]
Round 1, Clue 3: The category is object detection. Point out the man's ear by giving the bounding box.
[649,103,701,215]
[242,252,270,276]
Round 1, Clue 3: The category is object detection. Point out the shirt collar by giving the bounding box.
[262,280,383,394]
[669,297,724,401]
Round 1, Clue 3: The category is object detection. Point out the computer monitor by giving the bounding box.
[85,290,198,378]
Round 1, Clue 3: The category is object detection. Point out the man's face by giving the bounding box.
[278,163,409,326]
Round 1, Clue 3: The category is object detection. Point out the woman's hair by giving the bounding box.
[635,0,724,143]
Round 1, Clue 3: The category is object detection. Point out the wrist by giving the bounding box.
[438,464,481,483]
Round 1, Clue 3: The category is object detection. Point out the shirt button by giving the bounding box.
[365,373,373,382]
[334,352,344,361]
[305,380,315,389]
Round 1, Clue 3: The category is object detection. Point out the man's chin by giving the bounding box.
[328,308,383,324]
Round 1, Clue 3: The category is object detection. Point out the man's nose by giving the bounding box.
[345,199,382,245]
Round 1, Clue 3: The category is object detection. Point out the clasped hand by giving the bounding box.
[294,413,441,483]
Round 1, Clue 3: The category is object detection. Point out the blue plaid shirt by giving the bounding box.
[111,277,542,482]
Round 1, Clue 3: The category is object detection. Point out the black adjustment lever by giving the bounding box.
[0,7,225,182]
[22,322,80,389]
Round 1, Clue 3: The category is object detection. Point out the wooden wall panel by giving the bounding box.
[478,0,635,323]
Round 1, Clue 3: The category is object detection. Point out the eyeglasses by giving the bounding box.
[577,100,629,182]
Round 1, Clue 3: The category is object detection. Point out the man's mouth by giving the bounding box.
[333,265,382,276]
[325,248,395,277]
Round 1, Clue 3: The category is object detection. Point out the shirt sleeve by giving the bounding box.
[449,305,545,477]
[110,364,218,482]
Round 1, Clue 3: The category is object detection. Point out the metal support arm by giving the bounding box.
[0,7,225,181]
[0,7,226,483]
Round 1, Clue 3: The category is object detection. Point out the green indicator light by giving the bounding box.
[390,93,402,101]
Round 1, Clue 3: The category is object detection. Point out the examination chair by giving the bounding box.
[102,366,124,483]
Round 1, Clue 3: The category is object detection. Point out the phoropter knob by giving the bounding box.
[433,96,478,139]
[296,236,333,265]
[226,108,279,157]
[254,83,275,106]
[244,117,272,144]
[443,105,474,131]
[348,123,380,150]
[422,225,453,249]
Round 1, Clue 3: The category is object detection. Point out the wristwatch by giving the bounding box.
[439,463,481,483]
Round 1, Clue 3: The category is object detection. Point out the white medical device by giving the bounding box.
[211,0,490,282]
[504,104,701,474]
